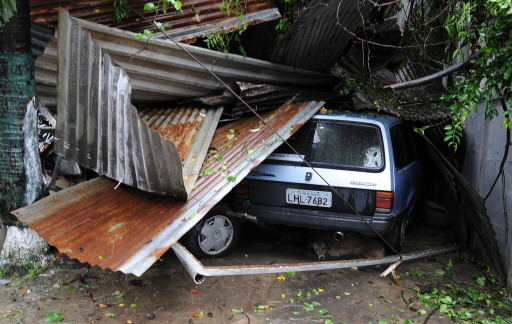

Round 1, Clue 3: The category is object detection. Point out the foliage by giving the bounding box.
[334,72,358,96]
[413,269,512,323]
[113,0,131,23]
[203,0,248,56]
[344,0,512,149]
[439,0,512,149]
[275,0,305,34]
[45,312,64,322]
[23,261,46,280]
[0,0,16,23]
[136,1,181,40]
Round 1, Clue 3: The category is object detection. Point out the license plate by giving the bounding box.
[286,189,332,207]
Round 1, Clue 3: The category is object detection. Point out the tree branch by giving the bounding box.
[484,98,511,201]
[384,51,481,90]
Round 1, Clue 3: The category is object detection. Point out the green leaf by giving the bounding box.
[227,176,236,182]
[435,269,445,275]
[467,287,480,301]
[144,2,157,10]
[45,312,64,322]
[227,134,235,140]
[476,276,486,286]
[113,290,124,298]
[249,128,260,132]
[105,312,115,317]
[186,211,198,221]
[172,0,183,11]
[316,309,329,315]
[232,308,244,313]
[200,167,214,176]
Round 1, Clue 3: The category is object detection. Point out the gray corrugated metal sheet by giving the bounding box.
[31,23,57,107]
[33,10,333,108]
[271,0,372,73]
[139,106,224,194]
[55,29,221,198]
[55,9,333,197]
[12,100,324,276]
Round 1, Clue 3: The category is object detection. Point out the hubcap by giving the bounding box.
[198,215,234,255]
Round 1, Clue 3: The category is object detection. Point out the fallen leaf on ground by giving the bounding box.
[190,311,203,318]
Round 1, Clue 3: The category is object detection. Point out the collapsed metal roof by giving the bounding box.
[34,10,333,107]
[13,100,324,276]
[271,0,372,73]
[53,9,333,197]
[30,0,280,42]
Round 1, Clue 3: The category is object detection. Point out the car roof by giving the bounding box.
[311,111,402,127]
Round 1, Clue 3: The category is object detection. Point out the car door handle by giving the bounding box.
[305,172,312,181]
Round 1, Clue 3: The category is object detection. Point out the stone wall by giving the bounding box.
[462,100,512,286]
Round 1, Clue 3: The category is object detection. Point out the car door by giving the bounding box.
[389,123,422,215]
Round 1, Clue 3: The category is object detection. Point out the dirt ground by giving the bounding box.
[0,219,507,324]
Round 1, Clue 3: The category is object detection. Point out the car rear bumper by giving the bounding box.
[229,200,396,235]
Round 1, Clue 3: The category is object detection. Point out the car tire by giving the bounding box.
[384,215,406,254]
[182,206,240,258]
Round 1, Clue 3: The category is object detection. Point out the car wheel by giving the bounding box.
[384,215,406,254]
[183,207,240,258]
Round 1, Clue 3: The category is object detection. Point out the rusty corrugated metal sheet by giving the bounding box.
[30,0,280,42]
[138,106,223,194]
[34,10,333,107]
[13,100,324,276]
[271,0,372,73]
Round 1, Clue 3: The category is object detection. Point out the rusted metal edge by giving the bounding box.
[182,107,224,194]
[12,101,323,277]
[117,101,325,275]
[155,9,281,42]
[172,242,460,284]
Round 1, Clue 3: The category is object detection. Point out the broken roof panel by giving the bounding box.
[271,0,372,73]
[13,100,324,276]
[30,0,280,43]
[34,10,333,107]
[55,9,332,197]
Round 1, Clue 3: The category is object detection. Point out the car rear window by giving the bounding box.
[271,120,384,170]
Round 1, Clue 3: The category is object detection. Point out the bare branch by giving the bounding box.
[384,51,481,90]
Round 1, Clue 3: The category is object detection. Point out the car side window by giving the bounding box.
[390,124,416,169]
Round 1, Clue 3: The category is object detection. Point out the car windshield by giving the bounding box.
[272,120,384,170]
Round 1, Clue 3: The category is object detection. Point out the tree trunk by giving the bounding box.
[0,0,47,273]
[0,0,41,221]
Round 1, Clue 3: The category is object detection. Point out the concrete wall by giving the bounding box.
[462,100,512,286]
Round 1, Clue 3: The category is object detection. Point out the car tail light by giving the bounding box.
[375,191,394,213]
[234,179,248,197]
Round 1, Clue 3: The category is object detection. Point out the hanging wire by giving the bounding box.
[129,7,403,257]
